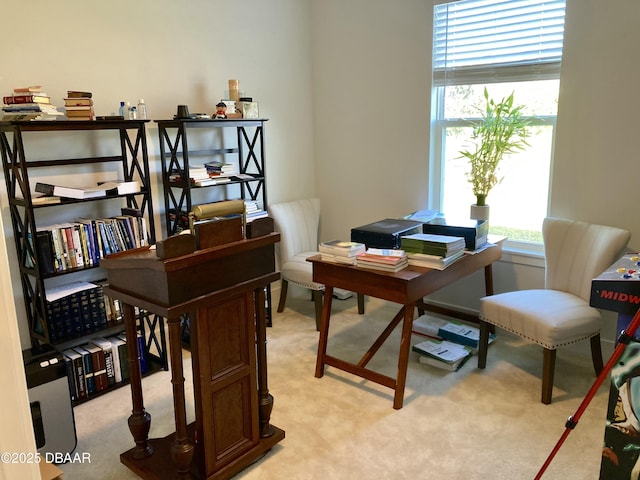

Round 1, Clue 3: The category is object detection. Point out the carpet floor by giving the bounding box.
[60,293,610,479]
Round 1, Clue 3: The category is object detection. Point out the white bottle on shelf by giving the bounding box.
[137,99,147,120]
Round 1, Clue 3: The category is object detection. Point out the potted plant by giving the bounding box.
[459,87,530,220]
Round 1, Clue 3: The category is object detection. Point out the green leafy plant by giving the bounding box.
[459,88,531,206]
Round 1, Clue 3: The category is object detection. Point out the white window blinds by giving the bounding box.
[433,0,566,86]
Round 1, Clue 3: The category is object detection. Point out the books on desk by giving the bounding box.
[400,232,466,256]
[412,338,473,371]
[421,218,488,251]
[406,250,464,270]
[319,240,366,265]
[355,248,408,272]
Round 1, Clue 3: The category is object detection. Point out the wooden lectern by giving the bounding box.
[100,233,285,479]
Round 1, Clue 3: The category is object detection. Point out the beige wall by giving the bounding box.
[1,0,638,469]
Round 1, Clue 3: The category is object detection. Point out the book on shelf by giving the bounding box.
[106,335,127,383]
[35,182,107,200]
[3,102,58,112]
[116,332,147,374]
[44,281,107,343]
[97,180,141,195]
[412,314,496,351]
[13,86,43,93]
[406,249,464,270]
[193,177,231,187]
[413,338,473,371]
[400,232,466,256]
[34,228,57,274]
[233,173,257,181]
[90,337,117,387]
[63,349,86,400]
[66,90,92,98]
[31,192,62,205]
[84,343,108,392]
[72,346,95,394]
[64,97,94,106]
[3,94,50,104]
[204,161,236,176]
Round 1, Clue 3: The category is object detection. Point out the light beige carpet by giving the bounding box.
[61,293,610,479]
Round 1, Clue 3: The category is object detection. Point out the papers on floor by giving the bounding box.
[412,314,496,372]
[412,339,472,371]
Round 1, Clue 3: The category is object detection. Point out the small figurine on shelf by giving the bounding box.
[215,102,227,119]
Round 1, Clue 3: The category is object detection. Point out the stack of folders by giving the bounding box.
[355,248,408,272]
[412,338,473,371]
[401,233,466,270]
[319,240,366,265]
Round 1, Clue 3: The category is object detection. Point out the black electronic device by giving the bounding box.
[351,218,422,249]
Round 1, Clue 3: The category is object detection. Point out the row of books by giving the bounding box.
[412,314,496,371]
[34,214,149,274]
[43,281,111,344]
[62,332,146,402]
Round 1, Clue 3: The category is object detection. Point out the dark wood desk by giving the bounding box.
[101,234,285,479]
[309,242,503,409]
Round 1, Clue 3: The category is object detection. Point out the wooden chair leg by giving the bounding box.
[590,333,604,375]
[477,320,490,369]
[312,290,323,331]
[541,348,556,405]
[277,279,289,313]
[357,293,365,314]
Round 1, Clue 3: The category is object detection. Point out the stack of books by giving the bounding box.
[319,240,366,265]
[355,248,408,272]
[204,161,236,177]
[169,164,232,187]
[2,86,63,121]
[64,90,94,120]
[244,200,269,222]
[401,233,466,270]
[412,338,473,371]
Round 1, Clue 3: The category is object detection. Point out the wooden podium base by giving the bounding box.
[121,423,285,479]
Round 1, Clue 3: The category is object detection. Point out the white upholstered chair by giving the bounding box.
[477,217,630,404]
[270,198,325,329]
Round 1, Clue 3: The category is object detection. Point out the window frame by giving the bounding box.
[429,0,566,257]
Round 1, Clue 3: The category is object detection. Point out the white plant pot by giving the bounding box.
[470,204,490,221]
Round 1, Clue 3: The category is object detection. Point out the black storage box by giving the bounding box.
[351,218,423,249]
[421,218,489,251]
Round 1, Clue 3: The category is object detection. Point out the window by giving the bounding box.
[430,0,566,247]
